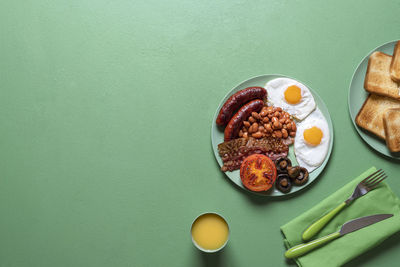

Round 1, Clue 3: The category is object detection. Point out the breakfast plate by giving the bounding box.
[348,40,400,159]
[211,74,334,196]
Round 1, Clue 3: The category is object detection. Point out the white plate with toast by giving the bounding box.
[348,40,400,159]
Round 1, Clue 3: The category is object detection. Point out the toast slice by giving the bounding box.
[364,51,400,100]
[355,94,400,139]
[383,108,400,152]
[390,41,400,82]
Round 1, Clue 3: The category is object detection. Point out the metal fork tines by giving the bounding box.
[345,169,387,204]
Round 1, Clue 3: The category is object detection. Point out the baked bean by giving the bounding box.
[239,130,243,137]
[267,113,273,119]
[279,118,286,124]
[276,107,282,112]
[273,120,280,129]
[260,110,267,117]
[262,117,269,123]
[252,131,263,138]
[271,117,278,123]
[274,111,280,117]
[265,123,272,133]
[282,128,288,138]
[274,130,283,138]
[249,122,258,133]
[285,119,291,124]
[289,131,296,137]
[258,125,264,131]
[251,112,261,120]
[249,116,255,123]
[291,121,297,131]
[267,106,274,113]
[243,121,250,128]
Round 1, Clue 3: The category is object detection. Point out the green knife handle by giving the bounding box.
[285,231,341,259]
[302,202,347,241]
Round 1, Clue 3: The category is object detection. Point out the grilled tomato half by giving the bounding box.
[240,154,277,192]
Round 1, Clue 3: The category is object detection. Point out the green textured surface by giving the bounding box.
[1,1,400,266]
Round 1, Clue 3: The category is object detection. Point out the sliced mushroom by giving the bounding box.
[287,166,301,179]
[294,167,309,186]
[275,157,292,174]
[276,173,292,193]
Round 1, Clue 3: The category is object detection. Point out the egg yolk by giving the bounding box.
[284,85,302,104]
[303,127,323,146]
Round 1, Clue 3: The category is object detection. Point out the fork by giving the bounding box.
[302,169,387,241]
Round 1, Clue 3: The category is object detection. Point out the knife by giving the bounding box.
[285,214,393,259]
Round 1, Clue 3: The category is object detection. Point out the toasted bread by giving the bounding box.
[390,41,400,82]
[355,94,400,139]
[383,108,400,152]
[364,51,400,100]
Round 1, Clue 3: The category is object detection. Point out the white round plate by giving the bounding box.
[211,74,334,196]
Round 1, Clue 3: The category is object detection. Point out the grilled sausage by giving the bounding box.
[216,87,267,126]
[224,99,264,141]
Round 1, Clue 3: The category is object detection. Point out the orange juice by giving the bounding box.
[191,213,229,252]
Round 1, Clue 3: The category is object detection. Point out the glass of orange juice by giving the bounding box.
[190,212,230,253]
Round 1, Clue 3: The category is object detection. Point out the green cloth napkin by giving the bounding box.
[281,167,400,267]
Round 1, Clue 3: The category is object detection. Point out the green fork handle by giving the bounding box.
[302,202,347,241]
[285,231,341,259]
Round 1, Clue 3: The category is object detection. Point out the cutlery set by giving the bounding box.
[285,169,392,259]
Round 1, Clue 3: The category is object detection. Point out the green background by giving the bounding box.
[1,0,399,266]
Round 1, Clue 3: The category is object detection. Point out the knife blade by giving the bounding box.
[285,214,393,259]
[340,213,393,235]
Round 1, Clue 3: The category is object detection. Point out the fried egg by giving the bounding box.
[265,78,316,120]
[294,108,330,172]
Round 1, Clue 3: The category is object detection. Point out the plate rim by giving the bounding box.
[347,39,400,160]
[211,73,334,197]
